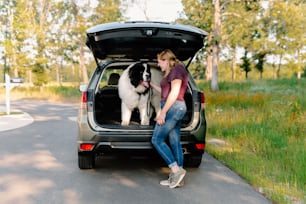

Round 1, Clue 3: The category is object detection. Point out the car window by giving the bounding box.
[99,68,122,89]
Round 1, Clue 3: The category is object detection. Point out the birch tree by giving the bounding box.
[181,0,259,90]
[266,0,306,79]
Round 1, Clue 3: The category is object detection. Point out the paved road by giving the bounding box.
[0,100,271,204]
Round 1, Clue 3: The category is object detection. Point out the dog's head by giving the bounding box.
[129,63,151,89]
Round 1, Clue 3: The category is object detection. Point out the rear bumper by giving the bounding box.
[78,108,206,155]
[78,131,205,155]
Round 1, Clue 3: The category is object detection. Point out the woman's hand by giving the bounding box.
[149,81,161,93]
[156,111,166,125]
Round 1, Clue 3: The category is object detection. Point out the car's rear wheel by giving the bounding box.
[184,154,203,167]
[78,153,95,169]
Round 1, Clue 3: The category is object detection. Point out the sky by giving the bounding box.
[75,0,184,22]
[124,0,184,22]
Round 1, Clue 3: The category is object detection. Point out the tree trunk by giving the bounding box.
[272,56,277,79]
[206,53,212,81]
[276,55,282,79]
[231,47,237,81]
[28,70,32,85]
[297,71,301,79]
[14,68,18,77]
[211,46,219,90]
[276,65,281,78]
[79,45,88,83]
[297,49,301,79]
[211,0,220,91]
[205,33,213,81]
[56,63,60,85]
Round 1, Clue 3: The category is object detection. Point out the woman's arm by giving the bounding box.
[156,79,181,125]
[150,82,161,93]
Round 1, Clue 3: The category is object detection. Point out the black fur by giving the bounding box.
[129,63,151,88]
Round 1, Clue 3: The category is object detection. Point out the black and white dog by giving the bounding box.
[118,62,162,126]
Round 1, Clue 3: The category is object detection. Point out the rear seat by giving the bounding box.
[95,73,122,124]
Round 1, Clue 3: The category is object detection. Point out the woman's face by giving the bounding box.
[157,58,168,72]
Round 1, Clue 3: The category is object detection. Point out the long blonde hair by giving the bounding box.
[157,49,180,72]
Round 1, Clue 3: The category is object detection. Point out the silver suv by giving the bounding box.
[78,22,207,169]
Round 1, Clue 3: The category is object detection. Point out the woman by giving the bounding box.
[150,49,188,188]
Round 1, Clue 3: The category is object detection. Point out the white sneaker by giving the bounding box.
[169,168,186,188]
[160,178,184,187]
[159,172,185,187]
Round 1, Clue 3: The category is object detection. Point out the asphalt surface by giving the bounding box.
[0,100,272,204]
[0,107,33,132]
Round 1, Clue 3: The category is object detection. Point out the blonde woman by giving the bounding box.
[150,49,188,188]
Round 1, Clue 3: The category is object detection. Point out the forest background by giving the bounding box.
[0,0,305,87]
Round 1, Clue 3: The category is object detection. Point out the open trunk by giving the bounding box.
[94,87,193,127]
[93,63,194,128]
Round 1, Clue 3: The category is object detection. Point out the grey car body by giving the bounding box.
[78,21,208,169]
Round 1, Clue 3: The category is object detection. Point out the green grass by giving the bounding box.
[199,78,305,204]
[0,111,24,116]
[0,85,81,103]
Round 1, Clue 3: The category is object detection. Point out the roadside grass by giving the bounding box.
[198,78,305,204]
[0,86,81,103]
[0,111,23,116]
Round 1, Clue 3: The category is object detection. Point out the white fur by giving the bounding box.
[149,68,163,120]
[118,63,162,126]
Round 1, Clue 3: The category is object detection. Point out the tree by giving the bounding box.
[211,0,221,91]
[240,49,251,79]
[264,0,306,79]
[68,0,123,84]
[180,0,214,86]
[253,51,266,79]
[47,1,74,85]
[0,0,18,79]
[0,1,9,80]
[222,1,261,80]
[181,0,261,90]
[0,0,124,85]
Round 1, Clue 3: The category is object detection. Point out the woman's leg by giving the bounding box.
[151,121,177,167]
[151,101,186,167]
[168,101,186,167]
[169,121,184,167]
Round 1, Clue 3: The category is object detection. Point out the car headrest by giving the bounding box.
[108,73,120,85]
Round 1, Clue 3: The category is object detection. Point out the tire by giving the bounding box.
[78,153,95,169]
[184,154,203,167]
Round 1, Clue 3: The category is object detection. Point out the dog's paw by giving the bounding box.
[121,121,129,126]
[140,120,150,126]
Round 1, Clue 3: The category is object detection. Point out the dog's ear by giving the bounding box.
[143,63,150,73]
[142,63,151,81]
[129,63,142,87]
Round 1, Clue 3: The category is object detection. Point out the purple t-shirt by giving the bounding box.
[160,63,188,102]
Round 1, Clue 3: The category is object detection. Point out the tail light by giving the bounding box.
[199,92,206,110]
[81,91,87,109]
[195,143,205,150]
[80,143,95,151]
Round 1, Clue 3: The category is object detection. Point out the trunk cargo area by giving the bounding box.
[94,87,193,127]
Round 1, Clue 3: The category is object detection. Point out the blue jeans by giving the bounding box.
[151,101,187,168]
